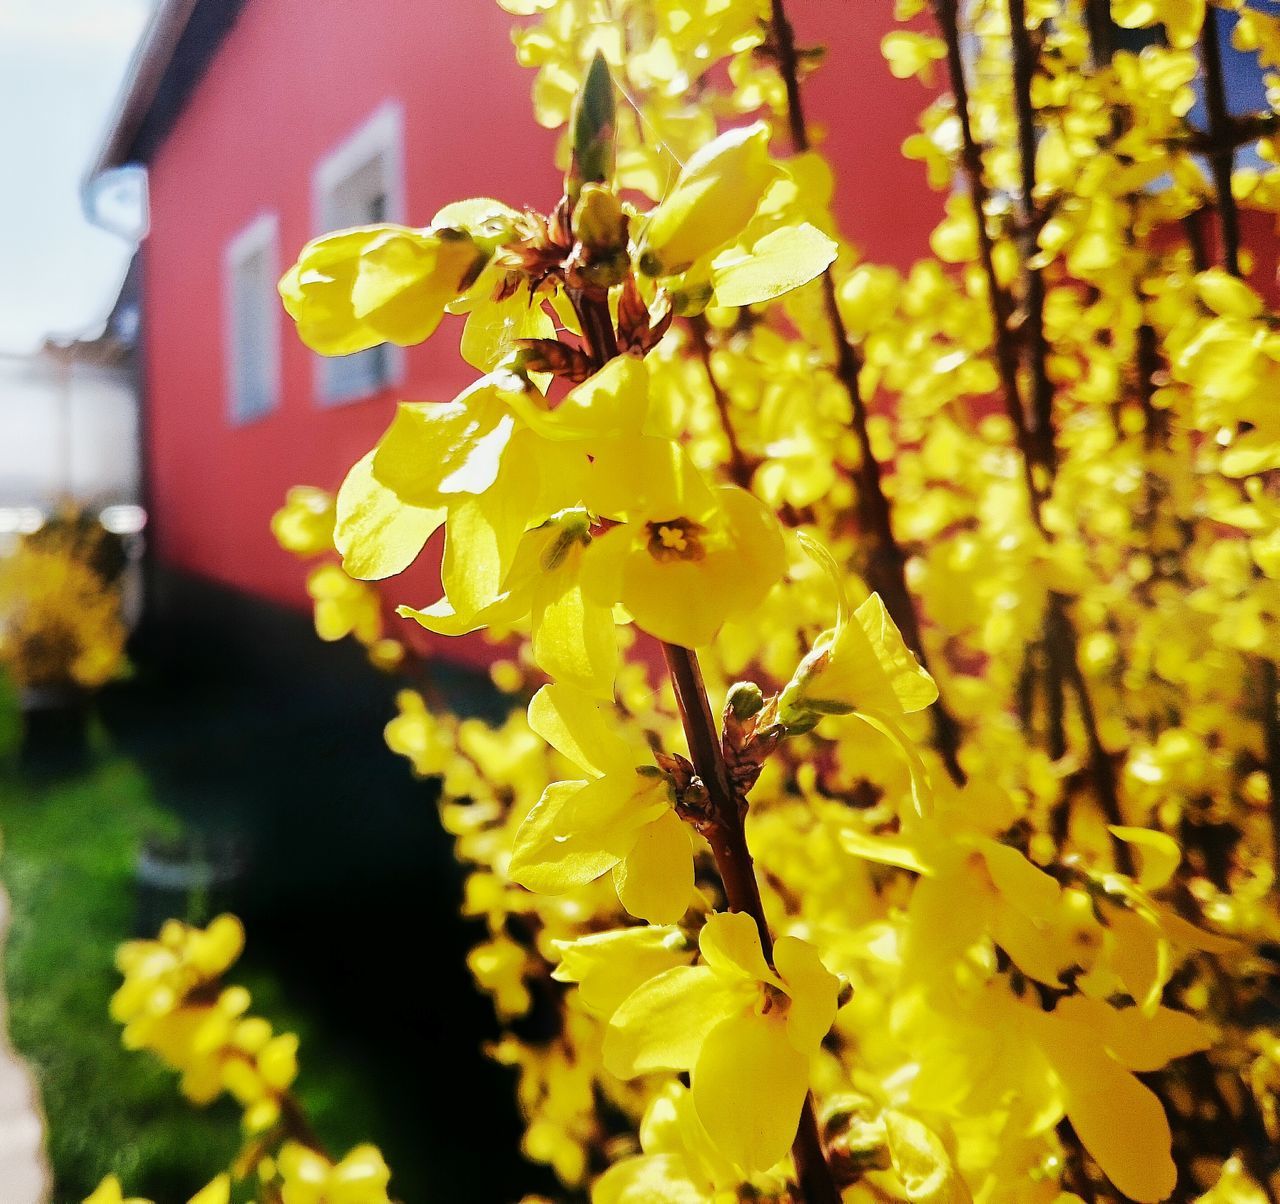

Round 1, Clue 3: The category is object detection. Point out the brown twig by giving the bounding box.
[1007,0,1057,472]
[932,0,1047,527]
[1199,9,1242,277]
[767,0,968,786]
[687,315,753,489]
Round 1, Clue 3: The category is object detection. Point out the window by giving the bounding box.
[312,101,406,405]
[224,213,281,425]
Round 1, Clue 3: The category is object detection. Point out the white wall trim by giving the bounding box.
[311,100,407,406]
[223,210,281,426]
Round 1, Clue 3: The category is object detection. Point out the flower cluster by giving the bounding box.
[88,916,393,1204]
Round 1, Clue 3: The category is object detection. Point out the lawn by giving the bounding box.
[0,692,409,1202]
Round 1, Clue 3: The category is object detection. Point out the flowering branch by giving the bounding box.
[570,278,840,1202]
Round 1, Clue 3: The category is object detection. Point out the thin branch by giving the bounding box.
[768,0,968,786]
[1007,0,1057,471]
[688,315,753,489]
[1046,593,1133,871]
[932,0,1047,526]
[1199,9,1242,277]
[1262,660,1280,879]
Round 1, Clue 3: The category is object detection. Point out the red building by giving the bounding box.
[87,0,938,618]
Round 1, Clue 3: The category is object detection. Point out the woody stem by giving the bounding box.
[661,641,839,1204]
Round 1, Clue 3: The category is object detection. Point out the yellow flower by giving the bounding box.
[592,1082,764,1203]
[383,690,454,777]
[401,507,618,698]
[881,31,948,85]
[275,1142,392,1204]
[552,925,694,1018]
[604,911,839,1173]
[509,683,694,924]
[278,205,512,355]
[305,564,383,645]
[579,436,785,649]
[271,487,336,558]
[778,534,937,808]
[83,1176,153,1204]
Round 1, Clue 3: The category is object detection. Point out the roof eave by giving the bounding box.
[85,0,200,182]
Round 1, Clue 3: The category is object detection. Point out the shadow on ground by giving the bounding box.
[92,568,547,1203]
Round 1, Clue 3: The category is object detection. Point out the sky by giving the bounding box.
[0,0,156,354]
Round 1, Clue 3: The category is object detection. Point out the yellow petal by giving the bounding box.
[638,122,779,275]
[853,593,939,713]
[551,925,692,1019]
[591,1153,707,1204]
[584,437,717,524]
[532,562,618,700]
[981,841,1061,920]
[699,911,777,985]
[334,450,447,581]
[691,1012,809,1173]
[1033,1011,1178,1202]
[508,780,625,894]
[528,682,634,777]
[439,437,540,615]
[882,1111,971,1204]
[605,965,744,1077]
[854,709,934,817]
[504,356,650,442]
[370,388,512,508]
[187,1176,231,1204]
[773,936,840,1055]
[1106,903,1171,1015]
[1053,996,1212,1072]
[1107,826,1181,891]
[613,809,694,924]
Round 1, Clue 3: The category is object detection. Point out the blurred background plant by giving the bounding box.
[0,509,128,697]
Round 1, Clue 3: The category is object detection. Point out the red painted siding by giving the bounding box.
[143,0,937,637]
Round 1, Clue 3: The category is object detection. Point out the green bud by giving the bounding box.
[726,681,766,720]
[569,52,616,202]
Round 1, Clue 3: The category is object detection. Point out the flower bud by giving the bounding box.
[726,680,766,720]
[570,184,630,288]
[636,121,778,276]
[572,184,627,257]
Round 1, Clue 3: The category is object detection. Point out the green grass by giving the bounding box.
[0,694,376,1203]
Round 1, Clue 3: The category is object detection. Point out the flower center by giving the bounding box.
[646,517,706,563]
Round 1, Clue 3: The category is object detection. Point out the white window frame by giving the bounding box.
[311,100,407,406]
[223,211,281,426]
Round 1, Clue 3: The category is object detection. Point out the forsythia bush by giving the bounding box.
[100,0,1280,1199]
[0,513,126,692]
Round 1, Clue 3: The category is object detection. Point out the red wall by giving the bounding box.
[143,0,938,626]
